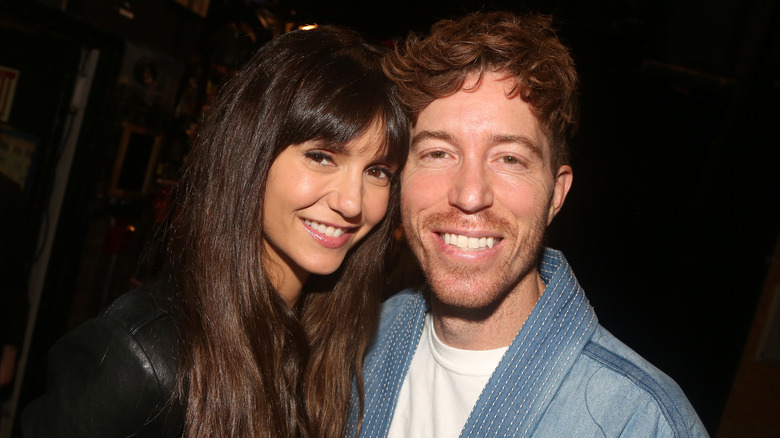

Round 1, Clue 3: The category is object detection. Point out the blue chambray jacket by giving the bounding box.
[348,248,709,437]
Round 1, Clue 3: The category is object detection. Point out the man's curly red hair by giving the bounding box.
[383,11,579,170]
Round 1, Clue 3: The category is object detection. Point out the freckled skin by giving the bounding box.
[401,73,572,348]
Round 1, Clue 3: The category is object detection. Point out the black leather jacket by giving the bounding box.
[22,280,184,437]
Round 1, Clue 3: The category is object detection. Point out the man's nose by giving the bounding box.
[328,171,363,219]
[447,159,493,213]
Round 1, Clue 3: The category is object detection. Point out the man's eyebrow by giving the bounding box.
[410,130,454,148]
[490,134,543,159]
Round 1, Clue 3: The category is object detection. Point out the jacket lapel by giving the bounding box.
[351,292,427,438]
[460,249,598,437]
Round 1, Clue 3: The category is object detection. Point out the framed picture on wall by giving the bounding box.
[108,123,162,198]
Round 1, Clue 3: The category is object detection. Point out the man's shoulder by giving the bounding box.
[584,326,675,383]
[583,325,688,402]
[552,324,708,436]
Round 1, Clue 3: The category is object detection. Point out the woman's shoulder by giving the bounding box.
[21,277,183,438]
[100,278,179,383]
[101,277,176,334]
[97,278,181,401]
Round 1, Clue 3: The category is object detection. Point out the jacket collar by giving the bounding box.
[460,248,598,436]
[353,248,598,437]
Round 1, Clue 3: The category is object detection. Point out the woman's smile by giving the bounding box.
[302,218,357,248]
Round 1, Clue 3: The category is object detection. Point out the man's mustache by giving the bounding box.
[419,209,514,237]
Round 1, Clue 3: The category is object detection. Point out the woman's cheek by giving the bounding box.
[364,187,391,228]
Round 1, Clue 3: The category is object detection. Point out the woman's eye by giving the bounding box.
[366,166,393,186]
[304,151,334,166]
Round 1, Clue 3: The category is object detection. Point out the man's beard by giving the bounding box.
[405,208,548,314]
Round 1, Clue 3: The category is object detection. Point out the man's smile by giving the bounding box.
[438,232,502,251]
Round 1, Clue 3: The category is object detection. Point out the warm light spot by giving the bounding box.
[299,24,318,30]
[126,225,136,232]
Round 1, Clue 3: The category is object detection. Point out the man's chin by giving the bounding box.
[425,276,515,319]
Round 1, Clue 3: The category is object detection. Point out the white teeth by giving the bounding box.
[441,233,497,251]
[304,219,347,238]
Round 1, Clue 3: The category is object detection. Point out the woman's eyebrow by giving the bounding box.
[300,139,352,156]
[317,139,394,163]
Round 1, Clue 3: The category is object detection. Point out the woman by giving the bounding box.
[22,25,407,437]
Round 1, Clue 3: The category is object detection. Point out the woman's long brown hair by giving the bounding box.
[160,26,408,437]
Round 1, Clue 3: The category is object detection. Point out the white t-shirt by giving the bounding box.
[387,313,508,438]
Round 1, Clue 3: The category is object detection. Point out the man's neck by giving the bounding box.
[430,272,546,350]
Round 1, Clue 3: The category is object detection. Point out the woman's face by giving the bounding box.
[262,122,396,301]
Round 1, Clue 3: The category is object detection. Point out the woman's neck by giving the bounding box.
[274,266,307,306]
[263,242,309,306]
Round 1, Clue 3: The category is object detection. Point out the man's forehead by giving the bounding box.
[411,74,547,150]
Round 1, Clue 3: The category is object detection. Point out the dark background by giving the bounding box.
[1,0,779,436]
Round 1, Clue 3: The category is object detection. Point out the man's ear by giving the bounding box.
[547,165,573,225]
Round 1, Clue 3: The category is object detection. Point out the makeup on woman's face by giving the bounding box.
[262,122,395,302]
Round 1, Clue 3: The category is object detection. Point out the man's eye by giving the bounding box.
[500,155,525,166]
[427,150,448,159]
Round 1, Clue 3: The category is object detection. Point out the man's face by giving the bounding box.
[401,72,572,312]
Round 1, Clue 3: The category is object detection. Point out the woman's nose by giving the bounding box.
[328,171,363,219]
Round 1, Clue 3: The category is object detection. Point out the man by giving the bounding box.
[348,11,708,438]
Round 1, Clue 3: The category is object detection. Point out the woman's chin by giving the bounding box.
[302,259,346,277]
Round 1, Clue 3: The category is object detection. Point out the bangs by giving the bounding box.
[277,55,408,168]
